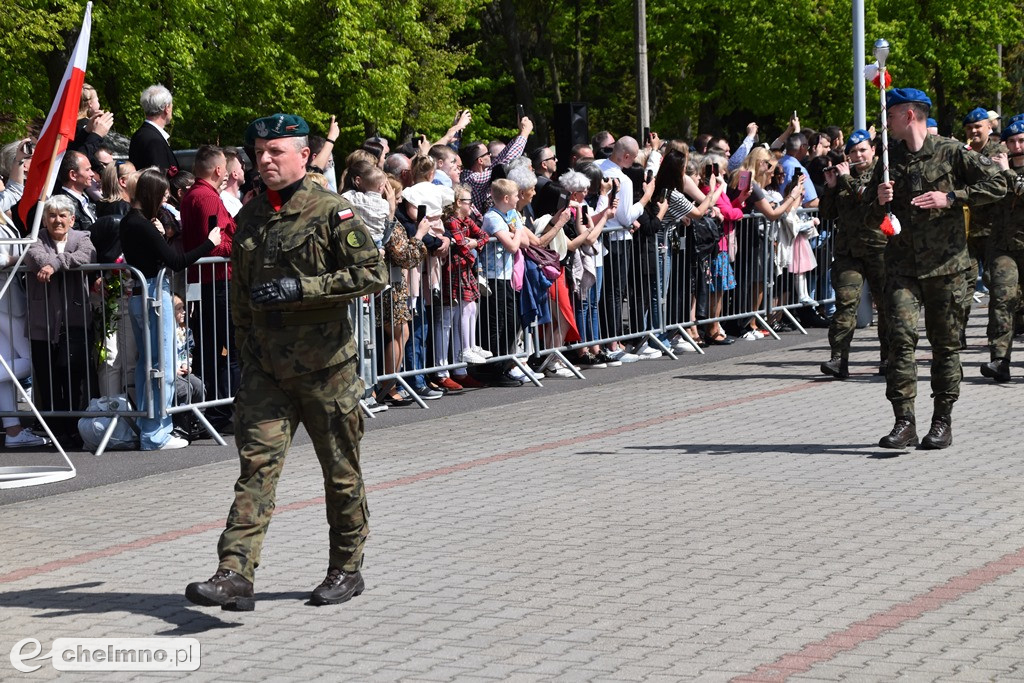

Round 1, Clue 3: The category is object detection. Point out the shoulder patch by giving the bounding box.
[346,229,367,249]
[979,155,993,166]
[338,208,354,222]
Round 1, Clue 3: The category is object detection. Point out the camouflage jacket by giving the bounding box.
[991,165,1024,252]
[820,158,886,257]
[965,138,1008,237]
[867,134,1007,279]
[231,176,388,379]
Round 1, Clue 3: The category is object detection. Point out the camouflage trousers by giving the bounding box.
[217,358,369,582]
[986,249,1024,360]
[885,270,968,419]
[963,234,991,320]
[828,252,888,362]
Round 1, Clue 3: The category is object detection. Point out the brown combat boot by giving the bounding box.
[921,414,953,450]
[879,416,917,449]
[980,358,1010,383]
[310,568,364,606]
[185,569,255,611]
[820,356,849,379]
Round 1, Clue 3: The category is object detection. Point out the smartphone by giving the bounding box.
[712,163,720,176]
[608,179,618,205]
[516,104,526,123]
[792,110,798,120]
[794,167,803,178]
[581,204,589,221]
[737,170,752,193]
[643,127,651,144]
[416,204,427,223]
[657,188,669,202]
[645,169,653,183]
[207,215,217,233]
[554,191,569,216]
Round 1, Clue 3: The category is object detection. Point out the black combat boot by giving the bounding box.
[877,360,889,376]
[921,414,953,450]
[980,358,1011,383]
[310,568,364,606]
[820,356,850,379]
[185,569,255,611]
[879,416,917,449]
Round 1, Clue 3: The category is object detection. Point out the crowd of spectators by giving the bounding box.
[5,79,1000,446]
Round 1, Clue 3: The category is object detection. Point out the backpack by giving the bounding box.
[690,216,723,258]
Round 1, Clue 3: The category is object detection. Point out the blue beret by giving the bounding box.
[245,113,310,146]
[1007,113,1024,126]
[844,129,871,153]
[962,107,989,126]
[885,88,932,110]
[1001,120,1024,141]
[926,118,938,128]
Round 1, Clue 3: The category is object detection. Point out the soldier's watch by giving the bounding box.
[946,191,957,207]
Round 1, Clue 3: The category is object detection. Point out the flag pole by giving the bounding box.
[874,39,891,188]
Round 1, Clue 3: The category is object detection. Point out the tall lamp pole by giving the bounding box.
[853,0,866,129]
[635,0,650,138]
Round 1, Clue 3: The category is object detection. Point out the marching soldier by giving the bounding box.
[982,118,1024,382]
[961,107,1008,344]
[868,90,1007,450]
[819,129,888,379]
[185,114,388,610]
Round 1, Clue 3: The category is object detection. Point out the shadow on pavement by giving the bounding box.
[611,443,901,458]
[0,581,243,635]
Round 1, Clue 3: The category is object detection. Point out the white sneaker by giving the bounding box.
[618,352,640,363]
[4,429,48,448]
[544,360,578,378]
[638,345,663,359]
[508,366,543,382]
[461,349,487,364]
[740,329,761,341]
[473,346,494,359]
[158,435,190,450]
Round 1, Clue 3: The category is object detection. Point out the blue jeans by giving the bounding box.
[575,265,603,343]
[129,278,175,449]
[403,299,429,390]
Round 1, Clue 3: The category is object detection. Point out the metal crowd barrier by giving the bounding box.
[0,262,155,457]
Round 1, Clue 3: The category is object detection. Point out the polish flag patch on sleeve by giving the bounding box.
[338,208,354,222]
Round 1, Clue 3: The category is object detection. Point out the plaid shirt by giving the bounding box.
[460,134,528,214]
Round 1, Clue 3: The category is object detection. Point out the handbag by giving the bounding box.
[727,228,738,263]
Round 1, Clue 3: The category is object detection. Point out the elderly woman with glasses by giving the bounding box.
[24,194,97,447]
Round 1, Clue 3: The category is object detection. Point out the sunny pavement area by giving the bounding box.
[2,305,1023,681]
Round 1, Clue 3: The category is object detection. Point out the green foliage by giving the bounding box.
[1,0,1022,149]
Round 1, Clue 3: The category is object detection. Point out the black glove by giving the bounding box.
[251,277,302,304]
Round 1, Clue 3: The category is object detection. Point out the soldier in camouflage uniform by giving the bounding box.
[185,114,388,611]
[819,129,888,379]
[868,89,1007,450]
[982,118,1024,382]
[961,107,1008,344]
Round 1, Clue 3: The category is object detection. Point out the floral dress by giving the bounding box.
[376,224,426,327]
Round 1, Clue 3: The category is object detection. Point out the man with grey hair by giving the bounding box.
[128,84,178,171]
[778,133,818,207]
[597,136,655,361]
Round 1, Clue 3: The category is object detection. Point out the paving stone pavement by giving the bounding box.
[2,308,1024,681]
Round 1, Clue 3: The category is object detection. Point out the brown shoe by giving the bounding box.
[310,568,365,606]
[185,569,255,611]
[879,417,917,449]
[921,415,953,450]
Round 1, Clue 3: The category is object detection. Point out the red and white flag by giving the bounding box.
[17,2,93,230]
[863,62,892,90]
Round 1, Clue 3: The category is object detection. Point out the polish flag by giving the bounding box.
[17,2,93,231]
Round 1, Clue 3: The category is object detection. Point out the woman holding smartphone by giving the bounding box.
[119,168,221,450]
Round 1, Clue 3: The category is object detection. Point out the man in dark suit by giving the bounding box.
[128,84,179,171]
[53,151,97,233]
